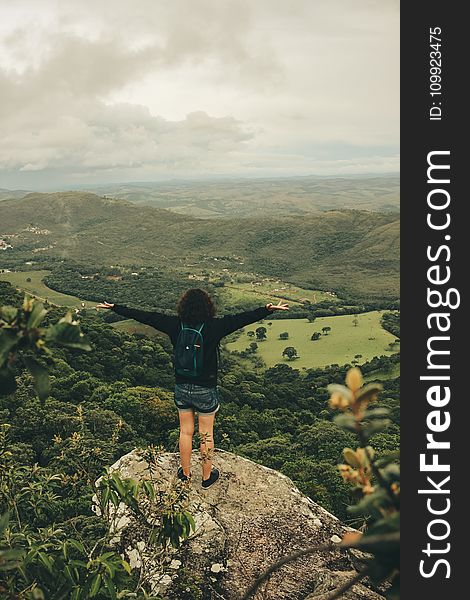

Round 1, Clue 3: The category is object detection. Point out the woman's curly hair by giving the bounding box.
[176,288,216,323]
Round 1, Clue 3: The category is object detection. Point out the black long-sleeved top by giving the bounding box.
[112,304,271,387]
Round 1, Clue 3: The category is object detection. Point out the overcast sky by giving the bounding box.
[0,0,399,190]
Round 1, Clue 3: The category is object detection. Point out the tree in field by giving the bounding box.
[247,331,255,338]
[282,346,298,361]
[279,331,289,340]
[255,326,267,341]
[352,314,359,327]
[322,326,331,335]
[310,332,321,341]
[351,354,363,367]
[249,342,258,353]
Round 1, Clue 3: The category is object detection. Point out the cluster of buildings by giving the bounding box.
[23,225,51,235]
[1,225,52,252]
[0,239,13,251]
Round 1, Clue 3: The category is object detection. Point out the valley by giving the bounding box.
[0,180,400,587]
[0,190,399,301]
[0,267,399,375]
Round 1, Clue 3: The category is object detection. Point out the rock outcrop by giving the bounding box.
[98,449,384,599]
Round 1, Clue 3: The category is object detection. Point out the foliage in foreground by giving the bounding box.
[0,296,91,402]
[0,297,195,598]
[0,423,195,599]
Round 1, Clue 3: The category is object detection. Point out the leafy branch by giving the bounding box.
[0,296,91,403]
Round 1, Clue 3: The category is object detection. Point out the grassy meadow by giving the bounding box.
[226,311,398,369]
[0,270,96,309]
[218,280,336,307]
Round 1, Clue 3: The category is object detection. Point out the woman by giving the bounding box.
[97,289,288,488]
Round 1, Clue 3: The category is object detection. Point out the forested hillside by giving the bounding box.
[1,192,399,300]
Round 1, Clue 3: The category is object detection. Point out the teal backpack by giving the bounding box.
[174,323,205,377]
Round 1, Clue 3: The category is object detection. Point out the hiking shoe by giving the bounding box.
[202,468,220,489]
[177,466,191,482]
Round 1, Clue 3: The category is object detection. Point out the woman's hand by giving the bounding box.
[266,300,289,312]
[96,301,115,310]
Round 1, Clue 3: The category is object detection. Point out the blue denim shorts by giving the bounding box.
[174,383,220,415]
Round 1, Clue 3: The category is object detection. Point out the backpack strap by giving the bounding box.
[180,322,205,333]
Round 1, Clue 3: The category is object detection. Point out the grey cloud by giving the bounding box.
[2,1,283,90]
[0,90,252,173]
[0,20,255,175]
[0,0,399,187]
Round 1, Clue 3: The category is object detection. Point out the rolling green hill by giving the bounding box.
[1,191,399,300]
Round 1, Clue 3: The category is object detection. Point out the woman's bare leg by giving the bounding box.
[178,410,195,476]
[198,412,216,480]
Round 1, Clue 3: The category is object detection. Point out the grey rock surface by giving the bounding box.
[100,448,384,599]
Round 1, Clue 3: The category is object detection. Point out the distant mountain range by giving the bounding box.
[1,191,399,300]
[83,174,399,217]
[0,174,399,218]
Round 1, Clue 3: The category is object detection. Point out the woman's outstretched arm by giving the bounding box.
[218,300,289,337]
[96,302,176,334]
